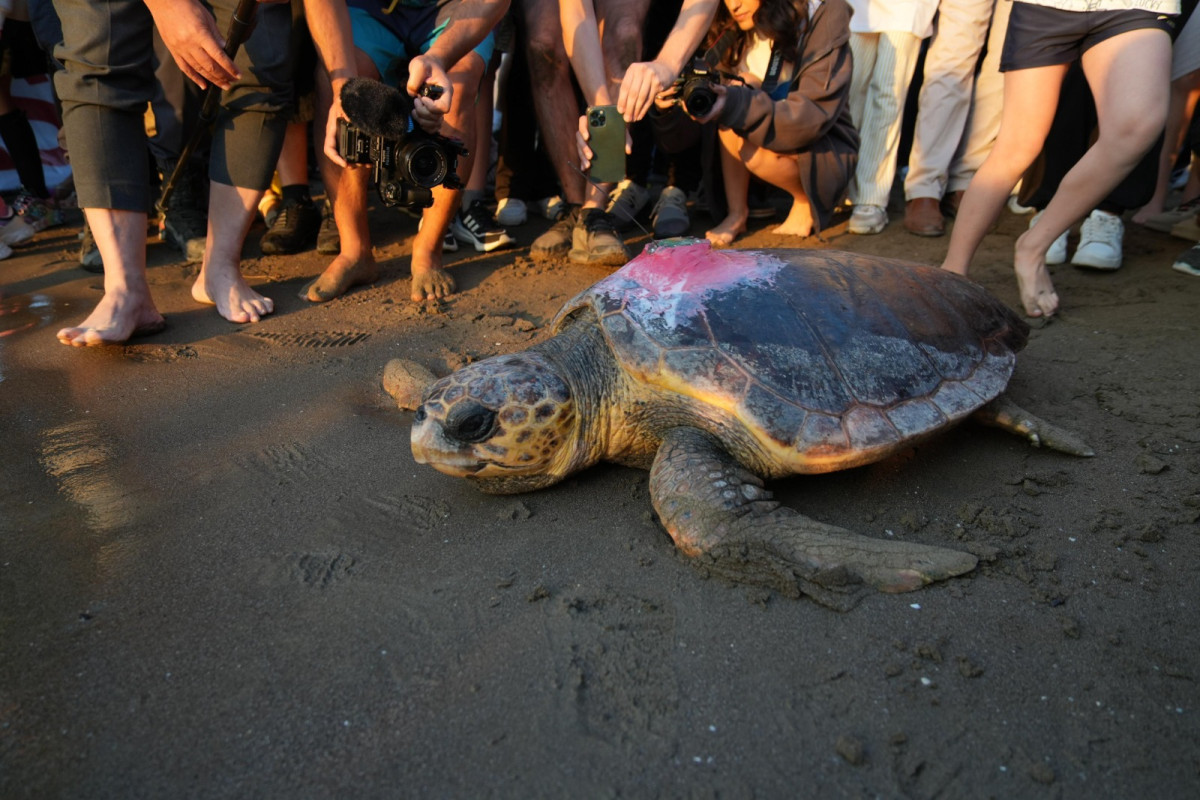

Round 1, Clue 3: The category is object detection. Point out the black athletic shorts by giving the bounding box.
[1001,2,1177,72]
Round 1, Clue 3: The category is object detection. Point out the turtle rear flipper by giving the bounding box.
[975,396,1094,457]
[649,428,978,609]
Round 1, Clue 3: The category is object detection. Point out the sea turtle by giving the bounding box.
[411,240,1090,604]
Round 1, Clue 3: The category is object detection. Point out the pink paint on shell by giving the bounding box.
[588,240,785,331]
[612,239,782,296]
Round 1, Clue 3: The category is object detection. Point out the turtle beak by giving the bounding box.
[411,411,485,475]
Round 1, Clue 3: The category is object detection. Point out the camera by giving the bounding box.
[336,88,468,210]
[674,58,719,117]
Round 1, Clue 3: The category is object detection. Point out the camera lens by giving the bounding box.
[683,85,716,117]
[396,140,449,188]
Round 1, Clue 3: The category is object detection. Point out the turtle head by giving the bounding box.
[411,353,580,494]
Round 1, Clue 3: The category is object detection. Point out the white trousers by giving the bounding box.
[848,31,923,208]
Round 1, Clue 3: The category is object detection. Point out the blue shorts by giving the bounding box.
[348,4,495,87]
[1001,2,1176,72]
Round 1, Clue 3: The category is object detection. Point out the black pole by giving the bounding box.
[156,0,259,215]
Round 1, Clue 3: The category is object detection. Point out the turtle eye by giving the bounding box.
[445,402,497,443]
[414,406,427,423]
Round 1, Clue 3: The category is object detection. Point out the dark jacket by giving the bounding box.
[655,0,858,231]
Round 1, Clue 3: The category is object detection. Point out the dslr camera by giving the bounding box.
[673,58,719,117]
[336,86,468,210]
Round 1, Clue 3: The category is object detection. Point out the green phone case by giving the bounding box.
[586,105,626,185]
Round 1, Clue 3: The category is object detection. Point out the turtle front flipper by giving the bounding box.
[648,428,978,609]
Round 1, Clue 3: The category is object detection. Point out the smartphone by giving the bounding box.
[586,104,626,184]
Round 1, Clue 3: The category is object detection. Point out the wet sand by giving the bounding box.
[2,200,1198,796]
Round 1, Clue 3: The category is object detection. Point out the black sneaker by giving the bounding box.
[316,200,340,255]
[451,199,515,252]
[261,197,321,255]
[569,208,629,266]
[530,205,581,262]
[79,221,102,273]
[158,158,208,262]
[160,205,207,263]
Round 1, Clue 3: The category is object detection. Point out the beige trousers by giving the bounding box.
[948,0,1013,193]
[903,0,994,201]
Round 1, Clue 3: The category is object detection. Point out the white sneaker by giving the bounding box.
[495,197,527,227]
[848,204,887,235]
[1030,210,1069,265]
[0,241,12,260]
[1071,209,1123,270]
[0,214,35,246]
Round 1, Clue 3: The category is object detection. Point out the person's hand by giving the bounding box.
[574,113,632,172]
[618,60,677,122]
[686,83,726,123]
[323,84,348,168]
[653,80,683,111]
[406,54,453,134]
[145,0,241,90]
[575,114,593,170]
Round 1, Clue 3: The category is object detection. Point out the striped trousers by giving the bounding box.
[847,31,922,209]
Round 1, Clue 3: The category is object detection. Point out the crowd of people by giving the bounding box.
[0,0,1194,346]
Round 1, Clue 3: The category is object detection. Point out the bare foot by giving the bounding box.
[302,254,379,303]
[410,249,455,302]
[772,201,814,237]
[1013,230,1059,318]
[705,212,747,248]
[192,262,274,323]
[57,288,165,347]
[1131,203,1163,225]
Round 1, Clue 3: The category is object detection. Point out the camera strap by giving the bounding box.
[761,46,785,95]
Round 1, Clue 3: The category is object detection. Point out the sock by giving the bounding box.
[461,188,484,208]
[280,184,312,207]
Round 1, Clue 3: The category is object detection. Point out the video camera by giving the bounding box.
[337,82,469,211]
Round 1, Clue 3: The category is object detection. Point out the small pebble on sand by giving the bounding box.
[383,359,437,410]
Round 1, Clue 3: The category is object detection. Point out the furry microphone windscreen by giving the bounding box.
[340,78,414,139]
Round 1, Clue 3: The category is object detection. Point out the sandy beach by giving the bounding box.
[2,196,1198,797]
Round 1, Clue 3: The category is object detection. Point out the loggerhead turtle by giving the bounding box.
[411,240,1090,604]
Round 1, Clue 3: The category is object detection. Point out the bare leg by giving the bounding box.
[706,128,750,246]
[941,63,1065,316]
[191,182,274,323]
[275,120,309,187]
[521,0,587,205]
[57,208,165,347]
[411,52,485,301]
[741,141,813,237]
[1012,30,1170,312]
[306,48,380,303]
[1132,69,1200,223]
